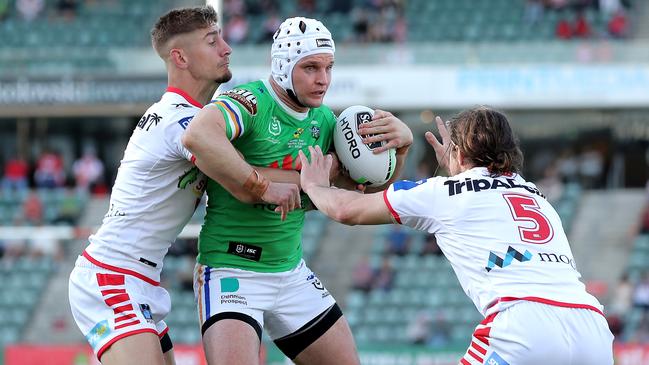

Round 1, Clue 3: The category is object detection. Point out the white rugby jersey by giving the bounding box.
[84,88,206,284]
[384,167,603,317]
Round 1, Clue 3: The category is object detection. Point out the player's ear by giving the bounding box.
[457,149,468,168]
[169,48,188,69]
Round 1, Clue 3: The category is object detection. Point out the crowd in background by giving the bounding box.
[1,148,105,199]
[0,148,104,265]
[221,0,406,45]
[522,0,632,39]
[0,0,80,23]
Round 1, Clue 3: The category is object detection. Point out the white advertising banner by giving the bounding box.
[224,64,649,110]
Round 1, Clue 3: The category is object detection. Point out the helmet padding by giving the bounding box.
[271,17,335,97]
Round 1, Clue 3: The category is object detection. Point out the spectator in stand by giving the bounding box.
[2,154,29,199]
[573,11,592,38]
[524,0,544,25]
[640,205,649,234]
[56,0,78,21]
[372,256,395,291]
[223,0,245,17]
[224,14,249,44]
[406,310,433,345]
[547,0,570,10]
[610,273,634,317]
[297,0,316,16]
[392,13,407,43]
[34,148,65,189]
[351,256,374,293]
[73,148,104,195]
[556,16,573,39]
[16,0,44,21]
[406,310,450,348]
[351,6,370,42]
[631,313,649,343]
[258,12,281,44]
[1,239,28,264]
[579,148,604,189]
[385,225,411,256]
[600,0,622,16]
[53,189,82,225]
[0,0,9,21]
[571,0,594,13]
[557,148,580,183]
[608,9,629,38]
[536,161,564,203]
[607,273,633,337]
[29,224,64,262]
[427,312,451,349]
[22,191,43,225]
[633,272,649,312]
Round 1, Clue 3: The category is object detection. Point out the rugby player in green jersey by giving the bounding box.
[182,16,413,365]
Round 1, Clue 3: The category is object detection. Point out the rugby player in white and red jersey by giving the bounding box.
[68,6,300,365]
[299,107,614,365]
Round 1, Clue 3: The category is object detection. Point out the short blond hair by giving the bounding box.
[151,6,218,56]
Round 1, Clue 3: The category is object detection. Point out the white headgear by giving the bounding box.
[271,17,335,96]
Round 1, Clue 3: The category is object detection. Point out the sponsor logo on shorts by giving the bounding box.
[139,257,157,268]
[307,272,327,296]
[86,320,111,349]
[139,303,154,323]
[220,294,248,306]
[220,277,239,293]
[485,246,532,272]
[486,351,510,365]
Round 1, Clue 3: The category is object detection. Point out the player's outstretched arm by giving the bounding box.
[182,106,300,219]
[299,146,393,225]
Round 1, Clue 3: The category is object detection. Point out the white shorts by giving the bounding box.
[68,255,171,359]
[193,259,337,340]
[461,300,614,365]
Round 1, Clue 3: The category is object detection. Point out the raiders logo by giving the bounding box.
[222,89,258,115]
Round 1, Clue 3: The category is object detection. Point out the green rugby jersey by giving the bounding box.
[198,79,336,272]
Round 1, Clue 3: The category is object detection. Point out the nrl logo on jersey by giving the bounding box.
[221,89,257,115]
[268,116,281,136]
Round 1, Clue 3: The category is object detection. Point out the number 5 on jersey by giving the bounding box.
[503,193,554,244]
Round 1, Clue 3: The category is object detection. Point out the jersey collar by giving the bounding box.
[261,79,309,120]
[166,87,203,108]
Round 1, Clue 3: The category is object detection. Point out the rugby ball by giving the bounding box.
[333,105,396,185]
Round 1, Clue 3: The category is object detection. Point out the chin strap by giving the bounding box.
[287,89,307,108]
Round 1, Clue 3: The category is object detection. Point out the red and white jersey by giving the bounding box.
[384,167,603,317]
[84,88,207,285]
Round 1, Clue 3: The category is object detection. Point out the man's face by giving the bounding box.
[291,53,334,108]
[183,24,233,83]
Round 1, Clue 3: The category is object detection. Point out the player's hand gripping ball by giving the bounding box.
[333,105,396,185]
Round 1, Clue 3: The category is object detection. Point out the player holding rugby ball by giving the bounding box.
[182,16,413,365]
